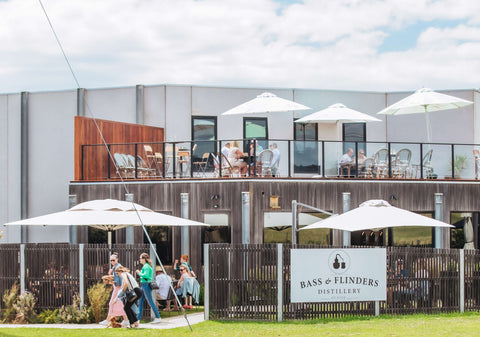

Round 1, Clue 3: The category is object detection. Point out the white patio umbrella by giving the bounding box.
[377,88,473,143]
[5,199,210,244]
[295,103,381,124]
[301,199,453,232]
[222,92,311,115]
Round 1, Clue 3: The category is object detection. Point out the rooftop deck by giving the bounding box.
[77,139,480,182]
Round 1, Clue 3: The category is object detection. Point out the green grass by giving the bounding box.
[1,312,480,336]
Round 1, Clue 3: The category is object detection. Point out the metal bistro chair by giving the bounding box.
[359,157,375,178]
[413,149,434,179]
[256,150,273,177]
[392,149,412,178]
[373,148,389,178]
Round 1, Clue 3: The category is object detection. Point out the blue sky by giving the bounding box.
[0,0,479,93]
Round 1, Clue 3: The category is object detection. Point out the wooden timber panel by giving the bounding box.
[74,116,164,181]
[70,179,480,278]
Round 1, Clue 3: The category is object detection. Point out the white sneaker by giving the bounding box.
[121,320,130,328]
[151,317,162,324]
[99,319,109,326]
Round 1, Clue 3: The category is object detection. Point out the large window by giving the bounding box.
[202,213,230,243]
[342,123,366,154]
[192,116,217,165]
[263,212,330,244]
[243,117,268,151]
[294,121,318,173]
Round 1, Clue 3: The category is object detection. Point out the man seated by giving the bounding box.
[154,266,178,311]
[338,148,355,176]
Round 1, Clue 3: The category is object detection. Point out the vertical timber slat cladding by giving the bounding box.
[70,179,480,278]
[74,116,164,181]
[207,245,471,320]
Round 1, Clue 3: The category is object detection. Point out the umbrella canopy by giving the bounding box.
[295,103,381,124]
[377,88,473,142]
[222,92,311,115]
[5,198,209,232]
[301,199,453,232]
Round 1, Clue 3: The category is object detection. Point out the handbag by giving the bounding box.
[125,273,140,303]
[149,281,159,290]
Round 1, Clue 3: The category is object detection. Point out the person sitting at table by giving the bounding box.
[227,141,248,176]
[356,149,367,173]
[339,148,355,176]
[154,266,178,311]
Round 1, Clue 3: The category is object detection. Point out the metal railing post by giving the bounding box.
[204,244,210,321]
[342,193,351,247]
[20,244,26,293]
[459,249,464,313]
[181,193,190,255]
[277,243,283,322]
[79,243,85,306]
[321,141,325,177]
[242,192,250,244]
[292,200,297,245]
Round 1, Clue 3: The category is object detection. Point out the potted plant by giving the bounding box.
[450,154,469,178]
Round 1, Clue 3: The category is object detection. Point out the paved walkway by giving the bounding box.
[0,312,204,330]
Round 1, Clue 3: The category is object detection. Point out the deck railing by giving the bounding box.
[205,244,480,321]
[79,139,480,181]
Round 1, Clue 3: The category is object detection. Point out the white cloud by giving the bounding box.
[0,0,479,93]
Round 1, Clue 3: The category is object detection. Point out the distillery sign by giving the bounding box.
[290,248,386,303]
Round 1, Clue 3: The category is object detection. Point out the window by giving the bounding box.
[342,123,366,154]
[192,116,217,165]
[203,213,230,243]
[263,212,330,244]
[294,121,319,173]
[243,117,268,151]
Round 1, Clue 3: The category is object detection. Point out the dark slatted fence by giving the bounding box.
[207,244,477,321]
[0,243,153,316]
[0,244,20,310]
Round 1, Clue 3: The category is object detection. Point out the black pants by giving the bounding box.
[124,300,137,324]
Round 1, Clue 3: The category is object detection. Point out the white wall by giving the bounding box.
[0,85,478,243]
[0,94,22,243]
[144,85,166,128]
[85,87,136,123]
[384,90,475,144]
[26,91,77,242]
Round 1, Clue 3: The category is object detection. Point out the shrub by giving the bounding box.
[58,294,90,324]
[37,309,60,324]
[87,282,111,323]
[1,283,19,323]
[12,292,37,324]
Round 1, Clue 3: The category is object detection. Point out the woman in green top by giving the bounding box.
[135,252,162,323]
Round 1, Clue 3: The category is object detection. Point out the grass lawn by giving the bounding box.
[1,312,480,337]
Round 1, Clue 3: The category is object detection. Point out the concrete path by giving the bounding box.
[0,312,204,330]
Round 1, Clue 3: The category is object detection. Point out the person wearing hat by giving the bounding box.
[155,265,177,311]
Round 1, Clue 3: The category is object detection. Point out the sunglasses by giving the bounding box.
[110,259,116,262]
[180,268,185,271]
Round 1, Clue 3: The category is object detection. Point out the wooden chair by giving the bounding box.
[193,153,210,177]
[221,153,241,177]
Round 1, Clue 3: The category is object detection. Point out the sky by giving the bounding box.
[1,0,479,94]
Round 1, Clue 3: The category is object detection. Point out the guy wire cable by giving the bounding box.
[38,0,192,330]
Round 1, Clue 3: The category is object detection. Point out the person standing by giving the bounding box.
[135,253,162,324]
[115,266,141,328]
[99,253,129,327]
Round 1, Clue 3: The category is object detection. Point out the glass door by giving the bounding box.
[192,117,217,171]
[294,121,318,173]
